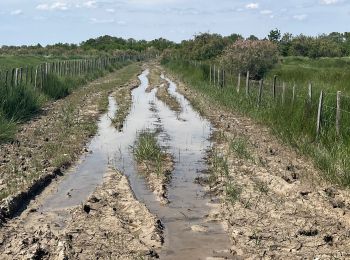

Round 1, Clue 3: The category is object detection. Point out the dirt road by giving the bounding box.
[1,62,350,259]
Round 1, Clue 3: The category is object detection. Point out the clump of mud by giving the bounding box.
[0,169,163,259]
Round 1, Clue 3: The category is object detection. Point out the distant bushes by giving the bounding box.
[220,40,279,79]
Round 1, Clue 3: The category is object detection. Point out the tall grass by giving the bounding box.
[163,59,350,187]
[0,61,130,143]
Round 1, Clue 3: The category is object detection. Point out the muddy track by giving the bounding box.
[3,62,347,259]
[167,69,350,258]
[0,64,142,222]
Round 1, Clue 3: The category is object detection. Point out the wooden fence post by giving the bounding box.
[316,90,324,136]
[246,71,250,97]
[292,84,296,104]
[34,67,38,89]
[213,65,216,86]
[336,91,341,136]
[308,83,312,104]
[282,82,286,104]
[237,72,241,93]
[258,79,263,107]
[209,65,212,84]
[273,75,277,99]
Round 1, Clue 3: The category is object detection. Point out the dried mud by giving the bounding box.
[0,169,163,259]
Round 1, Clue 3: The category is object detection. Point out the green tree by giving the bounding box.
[268,28,281,43]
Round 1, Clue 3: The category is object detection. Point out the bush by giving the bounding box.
[220,40,278,79]
[0,83,42,121]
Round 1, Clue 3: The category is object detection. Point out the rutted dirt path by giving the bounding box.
[0,65,233,259]
[3,61,349,260]
[166,67,350,259]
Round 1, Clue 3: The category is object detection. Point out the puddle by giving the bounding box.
[40,69,231,259]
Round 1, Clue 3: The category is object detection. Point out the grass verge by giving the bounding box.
[163,59,350,187]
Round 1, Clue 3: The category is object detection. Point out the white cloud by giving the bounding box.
[260,10,272,15]
[320,0,339,4]
[245,3,259,9]
[293,14,308,21]
[36,2,69,11]
[11,9,23,15]
[106,8,115,13]
[83,1,97,8]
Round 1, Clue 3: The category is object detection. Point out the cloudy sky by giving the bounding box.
[0,0,349,45]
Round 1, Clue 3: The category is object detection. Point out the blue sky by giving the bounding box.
[0,0,349,45]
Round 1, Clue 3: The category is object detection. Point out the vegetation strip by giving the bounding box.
[163,59,350,187]
[0,64,141,221]
[133,130,173,204]
[156,83,182,113]
[166,69,350,258]
[111,78,140,131]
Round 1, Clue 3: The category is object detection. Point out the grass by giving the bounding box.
[134,130,164,175]
[229,137,253,161]
[163,58,350,187]
[0,61,131,143]
[156,85,182,113]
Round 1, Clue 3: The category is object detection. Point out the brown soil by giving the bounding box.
[0,169,163,259]
[137,153,174,205]
[168,70,350,259]
[146,63,167,92]
[112,78,140,131]
[0,64,141,220]
[156,83,182,113]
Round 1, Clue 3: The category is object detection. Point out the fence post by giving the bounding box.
[217,69,220,87]
[316,90,324,136]
[308,83,312,104]
[273,75,277,99]
[213,65,216,86]
[237,72,241,93]
[34,67,38,89]
[258,79,263,107]
[246,71,250,97]
[282,82,286,104]
[292,84,296,104]
[336,91,341,136]
[209,65,212,84]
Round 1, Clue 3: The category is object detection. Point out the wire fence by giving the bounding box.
[188,60,350,139]
[0,52,153,91]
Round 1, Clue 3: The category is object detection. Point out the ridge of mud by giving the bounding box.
[156,83,182,113]
[136,152,174,205]
[112,78,140,131]
[166,69,350,258]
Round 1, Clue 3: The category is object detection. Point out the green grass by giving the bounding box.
[268,56,350,93]
[0,61,131,143]
[134,130,164,175]
[230,137,253,161]
[0,55,54,71]
[163,58,350,187]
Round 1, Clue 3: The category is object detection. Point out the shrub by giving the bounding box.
[220,40,278,79]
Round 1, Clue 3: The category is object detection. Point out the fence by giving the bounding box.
[189,60,350,139]
[0,52,153,91]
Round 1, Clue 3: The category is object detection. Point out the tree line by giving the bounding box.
[1,31,350,59]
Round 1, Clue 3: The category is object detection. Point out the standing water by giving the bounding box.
[41,70,232,259]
